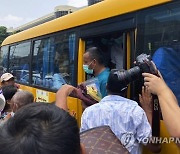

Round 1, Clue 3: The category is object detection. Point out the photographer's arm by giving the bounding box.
[55,85,77,111]
[143,73,180,138]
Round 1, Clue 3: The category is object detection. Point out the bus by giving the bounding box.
[0,0,180,153]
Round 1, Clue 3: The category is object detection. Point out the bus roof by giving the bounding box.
[1,0,171,46]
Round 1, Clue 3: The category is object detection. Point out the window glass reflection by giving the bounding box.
[9,42,31,83]
[0,46,9,76]
[32,33,76,90]
[137,4,180,105]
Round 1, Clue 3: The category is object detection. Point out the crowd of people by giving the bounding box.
[0,47,179,154]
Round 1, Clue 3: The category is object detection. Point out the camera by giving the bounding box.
[111,53,160,137]
[113,53,158,91]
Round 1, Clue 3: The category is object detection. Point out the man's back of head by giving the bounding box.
[0,103,80,154]
[106,69,128,96]
[11,90,34,111]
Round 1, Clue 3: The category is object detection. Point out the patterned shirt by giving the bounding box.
[80,95,152,154]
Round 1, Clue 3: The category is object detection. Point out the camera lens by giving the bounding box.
[115,66,141,86]
[107,67,141,95]
[126,66,141,82]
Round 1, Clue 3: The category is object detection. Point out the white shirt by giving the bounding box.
[80,95,152,154]
[111,42,123,70]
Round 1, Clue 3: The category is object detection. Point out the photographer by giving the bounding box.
[143,72,180,140]
[80,69,161,154]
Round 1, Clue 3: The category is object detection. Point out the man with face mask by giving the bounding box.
[83,47,110,98]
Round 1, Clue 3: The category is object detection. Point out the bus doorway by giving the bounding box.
[81,30,135,99]
[85,32,125,71]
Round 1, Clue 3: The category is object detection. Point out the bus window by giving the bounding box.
[137,3,180,105]
[0,46,8,76]
[9,42,31,83]
[32,33,76,90]
[85,33,124,70]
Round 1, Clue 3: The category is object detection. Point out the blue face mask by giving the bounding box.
[83,60,94,74]
[83,64,93,74]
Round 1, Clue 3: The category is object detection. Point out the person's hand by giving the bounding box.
[57,84,77,96]
[142,73,168,96]
[139,86,152,113]
[56,85,78,111]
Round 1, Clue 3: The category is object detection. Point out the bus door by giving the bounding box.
[79,30,136,99]
[77,30,135,127]
[77,15,136,125]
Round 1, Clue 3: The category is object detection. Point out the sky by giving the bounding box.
[0,0,88,28]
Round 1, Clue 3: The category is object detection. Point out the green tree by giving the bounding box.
[0,26,9,45]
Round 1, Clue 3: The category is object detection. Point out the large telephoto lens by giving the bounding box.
[118,66,141,85]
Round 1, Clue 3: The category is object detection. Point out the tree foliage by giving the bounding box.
[0,26,9,45]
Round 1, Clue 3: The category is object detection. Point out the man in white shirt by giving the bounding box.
[80,69,161,154]
[111,38,124,70]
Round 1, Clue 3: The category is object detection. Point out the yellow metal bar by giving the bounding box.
[135,28,137,49]
[77,38,85,84]
[126,33,131,70]
[76,38,85,127]
[127,33,131,98]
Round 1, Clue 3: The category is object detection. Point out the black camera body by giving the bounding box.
[136,54,160,137]
[136,53,158,75]
[114,53,158,91]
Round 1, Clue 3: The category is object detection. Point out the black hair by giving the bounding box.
[1,85,18,100]
[106,69,128,96]
[1,85,18,112]
[86,47,104,65]
[0,103,80,154]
